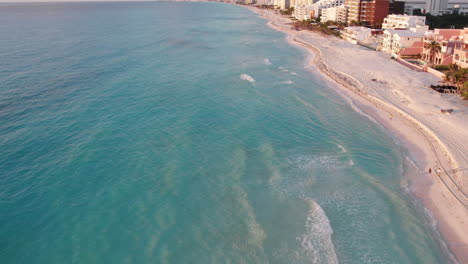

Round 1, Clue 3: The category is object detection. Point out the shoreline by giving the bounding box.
[245,6,468,263]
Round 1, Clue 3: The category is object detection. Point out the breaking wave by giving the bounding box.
[300,199,338,264]
[337,144,346,153]
[240,74,255,83]
[263,58,272,65]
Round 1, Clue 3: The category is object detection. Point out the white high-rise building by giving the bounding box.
[274,0,280,8]
[295,0,314,5]
[381,14,426,29]
[275,0,290,9]
[321,5,348,23]
[310,0,345,18]
[294,4,314,19]
[292,0,315,20]
[426,0,448,15]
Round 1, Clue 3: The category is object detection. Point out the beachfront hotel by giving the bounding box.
[320,5,349,23]
[452,28,468,68]
[292,0,315,20]
[341,26,382,44]
[309,0,345,18]
[422,28,467,65]
[345,0,390,27]
[381,14,426,29]
[273,0,291,9]
[378,26,428,57]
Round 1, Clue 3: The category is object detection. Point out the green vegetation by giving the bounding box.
[411,11,468,29]
[434,65,450,71]
[425,41,442,65]
[349,20,365,26]
[426,14,468,29]
[256,5,275,10]
[279,7,294,15]
[462,81,468,100]
[442,64,468,99]
[291,20,343,37]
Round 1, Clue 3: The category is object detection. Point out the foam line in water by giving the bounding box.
[300,199,338,264]
[240,74,255,83]
[337,144,346,153]
[291,154,346,170]
[263,58,272,65]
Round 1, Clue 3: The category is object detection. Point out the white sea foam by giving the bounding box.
[292,155,342,170]
[300,199,338,264]
[337,144,347,153]
[278,66,289,72]
[282,80,293,85]
[290,71,298,76]
[240,74,255,83]
[263,58,272,65]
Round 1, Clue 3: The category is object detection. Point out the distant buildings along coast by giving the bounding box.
[246,0,467,96]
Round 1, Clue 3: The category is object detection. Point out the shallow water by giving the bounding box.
[0,2,451,263]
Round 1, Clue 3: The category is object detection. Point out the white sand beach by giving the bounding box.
[247,7,468,263]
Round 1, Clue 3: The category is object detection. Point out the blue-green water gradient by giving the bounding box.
[0,2,450,263]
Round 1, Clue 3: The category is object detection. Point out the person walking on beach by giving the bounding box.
[428,168,432,174]
[437,168,441,176]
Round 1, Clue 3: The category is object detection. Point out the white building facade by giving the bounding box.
[381,14,426,30]
[310,0,345,18]
[379,26,428,57]
[342,26,378,44]
[292,0,315,20]
[320,5,348,23]
[274,0,290,9]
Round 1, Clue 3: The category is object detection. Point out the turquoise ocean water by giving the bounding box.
[0,2,452,263]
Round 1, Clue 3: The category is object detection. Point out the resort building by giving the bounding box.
[294,0,313,6]
[321,5,348,23]
[292,0,315,20]
[274,0,291,9]
[453,42,468,68]
[381,14,426,30]
[426,0,448,15]
[379,25,428,57]
[452,28,468,68]
[310,0,345,18]
[341,26,383,45]
[422,28,466,65]
[345,0,390,28]
[294,4,314,20]
[280,0,291,9]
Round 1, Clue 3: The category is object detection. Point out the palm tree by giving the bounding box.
[443,64,468,93]
[425,41,441,65]
[444,63,458,85]
[453,69,468,92]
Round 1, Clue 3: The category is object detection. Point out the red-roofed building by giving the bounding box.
[399,41,424,57]
[422,28,466,66]
[452,28,468,68]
